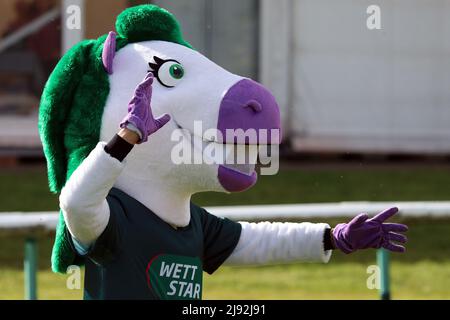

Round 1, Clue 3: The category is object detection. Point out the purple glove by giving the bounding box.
[120,73,171,143]
[332,207,408,254]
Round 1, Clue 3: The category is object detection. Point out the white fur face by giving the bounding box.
[100,41,244,195]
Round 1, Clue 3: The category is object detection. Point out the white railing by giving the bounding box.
[1,201,449,300]
[1,201,450,230]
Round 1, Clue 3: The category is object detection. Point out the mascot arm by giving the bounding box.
[59,73,170,249]
[59,141,125,248]
[224,221,332,265]
[225,207,408,265]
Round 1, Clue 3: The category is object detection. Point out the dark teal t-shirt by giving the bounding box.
[67,188,242,300]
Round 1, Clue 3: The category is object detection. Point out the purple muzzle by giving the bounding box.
[217,79,281,192]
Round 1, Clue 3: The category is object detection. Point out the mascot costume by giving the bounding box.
[39,5,408,300]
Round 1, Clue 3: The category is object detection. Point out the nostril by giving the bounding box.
[245,99,263,113]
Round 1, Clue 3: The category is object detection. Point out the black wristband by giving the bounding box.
[104,134,134,162]
[323,228,334,251]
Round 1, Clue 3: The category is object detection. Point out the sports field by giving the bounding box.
[0,162,449,299]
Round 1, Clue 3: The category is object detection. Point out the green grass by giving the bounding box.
[0,163,449,299]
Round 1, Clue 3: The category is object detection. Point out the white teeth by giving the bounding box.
[248,145,258,165]
[208,143,226,164]
[201,143,233,165]
[200,142,258,175]
[186,131,258,175]
[226,145,258,165]
[224,144,235,165]
[221,144,258,175]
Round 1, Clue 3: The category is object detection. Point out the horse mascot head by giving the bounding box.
[39,4,280,273]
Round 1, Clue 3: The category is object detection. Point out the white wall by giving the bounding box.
[261,0,450,154]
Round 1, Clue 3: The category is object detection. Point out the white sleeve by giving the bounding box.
[59,142,125,248]
[224,221,332,265]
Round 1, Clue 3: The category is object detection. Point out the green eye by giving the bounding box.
[153,60,185,88]
[169,64,184,79]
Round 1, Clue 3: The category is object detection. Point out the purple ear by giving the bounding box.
[102,31,116,74]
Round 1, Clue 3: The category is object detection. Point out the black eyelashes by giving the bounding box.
[148,56,162,73]
[148,56,180,73]
[148,56,183,88]
[148,63,159,72]
[153,56,165,65]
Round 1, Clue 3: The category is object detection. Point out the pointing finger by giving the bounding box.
[372,207,399,223]
[135,73,154,95]
[155,114,171,129]
[142,72,154,85]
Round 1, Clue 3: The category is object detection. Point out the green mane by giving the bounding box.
[38,4,191,273]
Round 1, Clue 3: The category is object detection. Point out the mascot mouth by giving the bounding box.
[175,121,259,192]
[217,143,258,193]
[218,164,257,192]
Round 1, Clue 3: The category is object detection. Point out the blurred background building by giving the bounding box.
[1,0,449,160]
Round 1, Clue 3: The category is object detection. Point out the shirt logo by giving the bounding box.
[146,254,202,300]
